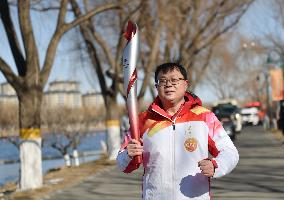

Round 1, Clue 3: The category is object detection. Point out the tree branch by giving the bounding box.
[40,1,121,87]
[191,47,213,89]
[92,31,116,70]
[0,0,26,76]
[40,0,69,86]
[65,3,122,31]
[68,0,123,103]
[18,0,40,83]
[186,0,226,52]
[194,8,247,55]
[0,57,22,88]
[56,0,68,28]
[138,24,162,99]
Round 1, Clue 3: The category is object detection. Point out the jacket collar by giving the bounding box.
[148,92,202,120]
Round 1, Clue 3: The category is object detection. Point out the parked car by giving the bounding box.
[212,103,242,133]
[212,103,242,140]
[241,107,260,125]
[241,101,265,126]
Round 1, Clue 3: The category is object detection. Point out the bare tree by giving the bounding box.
[0,0,121,190]
[69,0,253,159]
[69,0,144,160]
[41,106,110,167]
[42,108,84,167]
[156,0,254,90]
[203,32,264,102]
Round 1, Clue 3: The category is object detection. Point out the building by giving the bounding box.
[47,80,80,92]
[0,82,18,106]
[0,81,106,109]
[82,92,104,108]
[43,80,82,108]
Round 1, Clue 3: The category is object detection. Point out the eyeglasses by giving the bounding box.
[156,77,185,86]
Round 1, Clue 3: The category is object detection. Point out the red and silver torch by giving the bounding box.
[122,21,142,164]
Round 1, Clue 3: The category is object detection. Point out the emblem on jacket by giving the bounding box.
[184,126,198,152]
[184,138,198,152]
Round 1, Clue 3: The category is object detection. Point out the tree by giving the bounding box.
[70,0,144,160]
[203,33,264,101]
[0,0,121,190]
[156,0,254,90]
[42,107,88,167]
[69,0,253,159]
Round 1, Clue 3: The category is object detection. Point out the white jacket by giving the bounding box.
[117,93,239,200]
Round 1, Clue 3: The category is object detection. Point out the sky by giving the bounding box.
[195,0,277,104]
[0,0,279,104]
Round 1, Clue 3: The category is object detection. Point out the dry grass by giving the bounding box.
[1,156,116,200]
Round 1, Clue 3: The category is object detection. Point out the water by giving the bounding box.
[0,131,106,186]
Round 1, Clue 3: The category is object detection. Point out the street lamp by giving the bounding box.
[242,42,255,49]
[242,42,273,129]
[242,41,262,101]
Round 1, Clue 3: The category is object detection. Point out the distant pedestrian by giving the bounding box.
[263,114,270,130]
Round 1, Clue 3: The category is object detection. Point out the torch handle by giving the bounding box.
[134,155,142,164]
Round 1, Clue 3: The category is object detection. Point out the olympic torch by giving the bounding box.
[122,21,142,164]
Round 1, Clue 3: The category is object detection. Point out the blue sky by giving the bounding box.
[0,0,279,104]
[195,0,278,104]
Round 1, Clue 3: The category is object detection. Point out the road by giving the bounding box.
[212,126,284,199]
[45,126,284,200]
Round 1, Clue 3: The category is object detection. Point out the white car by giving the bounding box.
[241,107,260,126]
[212,103,242,133]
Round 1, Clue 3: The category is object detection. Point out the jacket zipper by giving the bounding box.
[151,108,182,200]
[171,112,182,200]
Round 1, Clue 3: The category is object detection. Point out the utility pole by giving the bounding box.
[265,54,273,129]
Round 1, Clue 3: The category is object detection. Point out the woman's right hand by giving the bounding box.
[127,139,143,157]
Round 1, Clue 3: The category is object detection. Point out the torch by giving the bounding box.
[122,21,142,164]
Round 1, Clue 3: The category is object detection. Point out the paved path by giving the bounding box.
[42,166,143,200]
[212,126,284,199]
[45,126,284,200]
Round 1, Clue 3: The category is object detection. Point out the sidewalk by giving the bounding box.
[44,166,143,200]
[4,159,117,200]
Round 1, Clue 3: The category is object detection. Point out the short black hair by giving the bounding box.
[154,62,188,83]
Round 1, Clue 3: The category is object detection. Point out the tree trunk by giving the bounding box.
[105,97,121,160]
[64,154,71,167]
[18,88,43,190]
